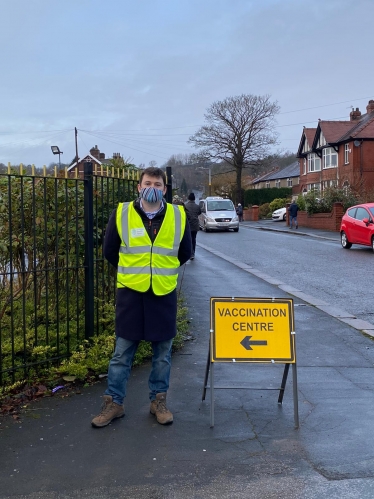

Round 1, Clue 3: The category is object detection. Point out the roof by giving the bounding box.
[252,168,279,185]
[68,153,102,171]
[296,128,316,157]
[318,121,355,144]
[337,112,374,141]
[262,161,300,181]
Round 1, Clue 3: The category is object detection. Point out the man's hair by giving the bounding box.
[139,166,166,186]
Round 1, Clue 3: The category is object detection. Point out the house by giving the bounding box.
[297,99,374,196]
[250,162,300,192]
[67,145,126,178]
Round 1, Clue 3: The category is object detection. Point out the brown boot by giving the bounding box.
[150,393,173,425]
[91,395,125,428]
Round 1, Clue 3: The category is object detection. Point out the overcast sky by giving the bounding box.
[1,0,373,168]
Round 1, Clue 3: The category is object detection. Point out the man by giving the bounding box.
[236,203,243,222]
[288,200,299,229]
[91,167,192,428]
[184,192,201,260]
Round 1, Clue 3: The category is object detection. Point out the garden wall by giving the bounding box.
[286,202,344,232]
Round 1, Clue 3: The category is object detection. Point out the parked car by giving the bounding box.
[340,203,374,252]
[272,207,286,221]
[198,196,239,232]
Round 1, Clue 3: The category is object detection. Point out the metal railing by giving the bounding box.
[0,162,138,386]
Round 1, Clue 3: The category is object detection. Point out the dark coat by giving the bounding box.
[184,200,201,232]
[288,202,299,217]
[103,199,192,341]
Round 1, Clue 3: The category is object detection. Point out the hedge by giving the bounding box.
[244,187,292,207]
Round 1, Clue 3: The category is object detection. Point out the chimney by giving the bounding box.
[90,145,100,159]
[99,152,105,160]
[366,100,374,114]
[350,108,361,121]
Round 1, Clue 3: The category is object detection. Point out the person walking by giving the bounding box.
[184,192,201,260]
[288,200,299,229]
[236,203,243,222]
[91,167,192,428]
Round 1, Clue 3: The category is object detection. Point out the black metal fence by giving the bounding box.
[0,163,138,386]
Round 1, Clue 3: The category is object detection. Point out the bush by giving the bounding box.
[244,187,292,207]
[305,187,360,215]
[296,194,306,211]
[258,203,270,219]
[269,198,289,212]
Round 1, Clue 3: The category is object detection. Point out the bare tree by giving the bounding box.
[189,94,280,202]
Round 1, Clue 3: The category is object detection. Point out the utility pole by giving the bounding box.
[75,127,79,164]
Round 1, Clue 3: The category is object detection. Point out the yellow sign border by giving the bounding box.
[210,297,296,363]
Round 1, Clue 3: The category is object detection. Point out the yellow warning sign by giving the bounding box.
[210,297,295,363]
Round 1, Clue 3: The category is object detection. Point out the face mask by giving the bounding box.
[139,186,164,204]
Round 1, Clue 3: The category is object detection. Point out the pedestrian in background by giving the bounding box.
[288,200,299,229]
[184,192,201,260]
[91,167,192,428]
[236,203,243,222]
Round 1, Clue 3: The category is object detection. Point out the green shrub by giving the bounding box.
[269,198,289,212]
[244,187,292,206]
[258,203,270,219]
[305,187,359,215]
[296,194,306,211]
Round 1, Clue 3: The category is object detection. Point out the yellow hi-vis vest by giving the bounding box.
[115,202,186,296]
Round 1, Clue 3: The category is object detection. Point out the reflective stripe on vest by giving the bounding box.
[115,202,186,295]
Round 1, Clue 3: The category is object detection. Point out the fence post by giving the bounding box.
[84,161,94,339]
[166,166,172,203]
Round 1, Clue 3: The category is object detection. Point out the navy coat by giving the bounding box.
[103,200,192,341]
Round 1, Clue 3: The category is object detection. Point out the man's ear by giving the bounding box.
[137,184,141,193]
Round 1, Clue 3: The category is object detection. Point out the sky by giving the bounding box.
[1,0,374,168]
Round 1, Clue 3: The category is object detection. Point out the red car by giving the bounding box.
[340,203,374,252]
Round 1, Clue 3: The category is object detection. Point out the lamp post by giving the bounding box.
[197,166,212,196]
[51,145,63,168]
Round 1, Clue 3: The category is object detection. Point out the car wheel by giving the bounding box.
[283,213,286,221]
[233,228,239,232]
[341,231,352,249]
[372,236,374,253]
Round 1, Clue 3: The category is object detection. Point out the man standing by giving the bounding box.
[184,192,201,260]
[288,200,299,229]
[236,203,243,222]
[91,167,192,428]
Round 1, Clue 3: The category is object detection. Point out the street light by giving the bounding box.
[196,166,212,196]
[51,145,63,168]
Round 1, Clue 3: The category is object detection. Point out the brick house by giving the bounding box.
[67,145,124,178]
[297,99,374,196]
[250,161,300,192]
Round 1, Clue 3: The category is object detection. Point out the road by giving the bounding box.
[196,222,373,324]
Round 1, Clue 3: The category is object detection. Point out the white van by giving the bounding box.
[198,196,239,232]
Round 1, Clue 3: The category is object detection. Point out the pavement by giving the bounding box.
[1,224,374,498]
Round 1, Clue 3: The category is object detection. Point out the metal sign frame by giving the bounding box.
[202,297,299,429]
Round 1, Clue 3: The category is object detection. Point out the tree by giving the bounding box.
[189,94,280,203]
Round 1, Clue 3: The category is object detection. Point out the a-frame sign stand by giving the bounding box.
[202,297,299,429]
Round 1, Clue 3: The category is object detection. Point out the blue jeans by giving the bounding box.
[290,215,298,228]
[105,337,173,405]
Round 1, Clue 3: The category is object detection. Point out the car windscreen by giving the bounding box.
[369,207,374,218]
[207,200,234,211]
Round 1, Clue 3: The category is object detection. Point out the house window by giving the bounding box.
[344,143,350,164]
[307,153,321,172]
[323,147,338,168]
[307,183,321,193]
[266,181,270,188]
[275,179,280,188]
[287,178,292,187]
[322,180,337,190]
[303,159,306,175]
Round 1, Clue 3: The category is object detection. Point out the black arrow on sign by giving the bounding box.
[240,336,268,350]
